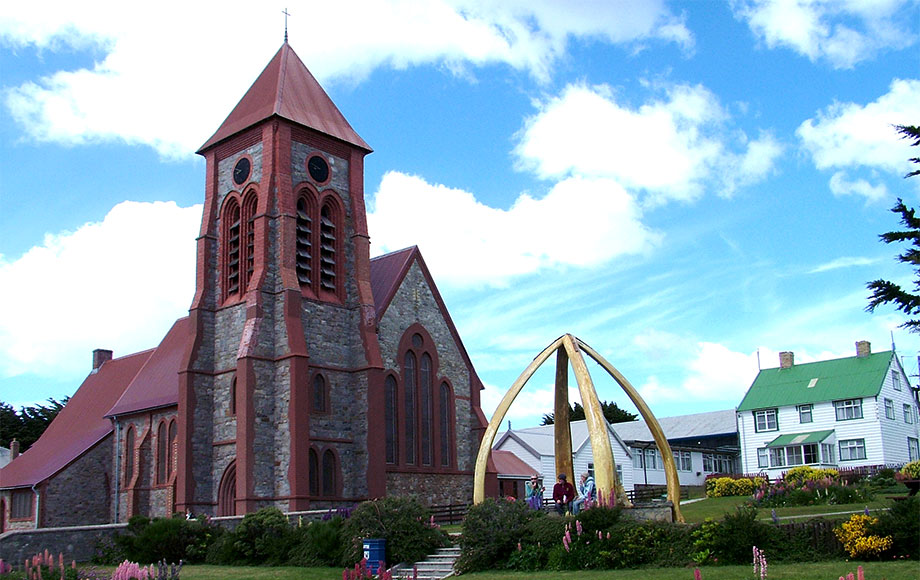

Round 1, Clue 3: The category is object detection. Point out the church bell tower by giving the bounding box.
[176,43,385,516]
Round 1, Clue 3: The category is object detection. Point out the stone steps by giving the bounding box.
[393,546,460,580]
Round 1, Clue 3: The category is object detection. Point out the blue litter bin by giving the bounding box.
[362,538,386,574]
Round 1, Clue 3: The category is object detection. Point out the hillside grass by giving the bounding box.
[677,494,903,523]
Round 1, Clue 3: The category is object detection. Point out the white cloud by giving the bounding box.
[0,0,690,159]
[0,201,200,379]
[797,79,920,198]
[808,255,879,273]
[514,83,781,203]
[733,0,916,68]
[368,171,661,287]
[480,381,582,426]
[637,342,760,405]
[828,171,889,201]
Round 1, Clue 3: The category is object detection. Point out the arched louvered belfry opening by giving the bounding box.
[217,461,237,517]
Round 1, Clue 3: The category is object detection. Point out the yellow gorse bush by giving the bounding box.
[834,514,893,559]
[705,476,767,498]
[783,465,839,487]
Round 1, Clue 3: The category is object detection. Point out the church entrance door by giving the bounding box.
[217,462,236,517]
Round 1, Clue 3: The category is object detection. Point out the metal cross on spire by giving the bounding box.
[283,7,291,43]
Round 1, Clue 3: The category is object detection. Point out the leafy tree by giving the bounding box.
[866,124,920,330]
[0,398,68,452]
[541,400,637,425]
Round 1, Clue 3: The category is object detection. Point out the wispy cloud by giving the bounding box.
[809,256,880,273]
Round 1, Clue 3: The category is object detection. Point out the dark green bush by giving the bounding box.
[232,507,297,565]
[115,514,217,564]
[343,496,449,566]
[288,517,346,567]
[575,505,623,536]
[456,497,538,572]
[874,496,919,559]
[710,505,780,564]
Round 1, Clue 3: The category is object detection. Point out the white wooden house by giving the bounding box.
[492,409,739,497]
[737,341,920,479]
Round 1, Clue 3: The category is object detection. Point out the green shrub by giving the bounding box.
[874,496,919,559]
[710,505,780,564]
[575,505,622,536]
[232,507,297,565]
[288,517,346,567]
[343,496,449,566]
[456,497,537,572]
[115,514,217,564]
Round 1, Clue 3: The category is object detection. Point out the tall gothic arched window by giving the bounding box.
[156,422,168,484]
[295,191,341,298]
[420,354,433,466]
[243,193,258,287]
[403,352,417,465]
[322,450,337,496]
[319,204,337,292]
[312,374,327,413]
[223,198,241,296]
[439,382,453,467]
[167,420,177,480]
[124,426,135,486]
[384,375,398,464]
[295,195,314,286]
[222,192,258,300]
[308,449,319,496]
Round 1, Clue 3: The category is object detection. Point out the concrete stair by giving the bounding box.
[392,546,460,580]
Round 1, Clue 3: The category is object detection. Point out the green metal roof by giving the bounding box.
[766,430,835,447]
[737,351,893,412]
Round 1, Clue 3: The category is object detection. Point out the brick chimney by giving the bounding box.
[779,351,794,369]
[856,340,871,358]
[10,438,20,460]
[93,349,113,370]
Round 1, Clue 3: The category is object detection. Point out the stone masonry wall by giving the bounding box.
[44,437,113,527]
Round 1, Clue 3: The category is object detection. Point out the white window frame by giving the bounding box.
[769,447,786,467]
[754,408,778,432]
[786,445,803,466]
[673,450,692,471]
[834,399,863,421]
[839,439,866,461]
[757,447,769,468]
[803,443,819,464]
[905,404,915,424]
[908,437,919,461]
[892,370,902,391]
[798,404,813,423]
[885,398,896,420]
[821,443,835,464]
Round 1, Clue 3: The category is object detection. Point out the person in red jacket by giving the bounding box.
[552,473,575,515]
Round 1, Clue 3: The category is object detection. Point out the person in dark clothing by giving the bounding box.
[552,473,575,515]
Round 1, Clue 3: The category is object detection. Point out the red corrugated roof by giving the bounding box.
[370,246,417,318]
[198,43,371,153]
[106,317,189,417]
[0,350,152,488]
[492,450,539,478]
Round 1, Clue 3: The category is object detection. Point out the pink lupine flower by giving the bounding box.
[694,567,702,580]
[576,520,583,536]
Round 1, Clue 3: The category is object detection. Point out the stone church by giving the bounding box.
[0,43,493,530]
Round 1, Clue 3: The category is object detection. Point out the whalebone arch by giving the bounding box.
[473,333,684,522]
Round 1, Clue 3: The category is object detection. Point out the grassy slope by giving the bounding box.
[678,495,899,523]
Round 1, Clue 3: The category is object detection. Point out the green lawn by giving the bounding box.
[677,494,902,524]
[166,562,920,580]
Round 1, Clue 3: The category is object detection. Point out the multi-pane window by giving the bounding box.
[909,437,919,461]
[786,445,803,465]
[798,404,813,423]
[766,443,823,468]
[754,409,778,432]
[884,398,895,419]
[892,370,902,391]
[673,450,692,471]
[905,404,915,424]
[703,453,733,473]
[803,443,819,464]
[757,448,769,468]
[10,489,32,519]
[769,448,786,467]
[633,448,662,469]
[834,399,863,421]
[821,443,835,464]
[385,376,398,464]
[839,439,866,461]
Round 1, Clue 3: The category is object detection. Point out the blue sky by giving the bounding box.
[1,0,919,427]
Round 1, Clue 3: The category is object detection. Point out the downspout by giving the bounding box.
[31,483,39,529]
[113,418,121,524]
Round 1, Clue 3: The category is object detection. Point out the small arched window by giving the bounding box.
[124,426,136,486]
[168,420,178,479]
[308,449,319,496]
[156,422,167,484]
[312,374,327,413]
[243,194,258,288]
[230,376,237,416]
[322,450,337,496]
[384,375,398,464]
